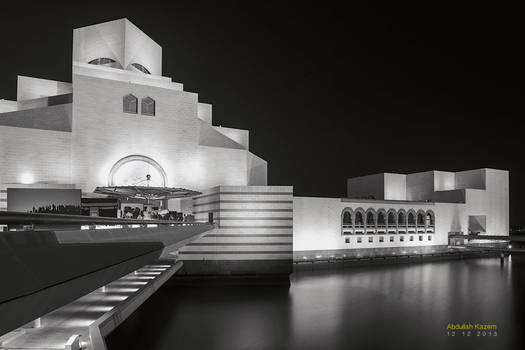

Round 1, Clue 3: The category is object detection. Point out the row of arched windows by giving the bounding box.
[123,94,155,116]
[342,208,434,233]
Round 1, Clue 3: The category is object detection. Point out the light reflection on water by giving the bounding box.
[107,257,523,350]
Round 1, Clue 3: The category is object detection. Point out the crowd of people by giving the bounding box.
[29,204,81,215]
[122,207,194,221]
[26,203,195,222]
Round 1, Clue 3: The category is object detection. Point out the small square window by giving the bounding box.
[368,237,373,243]
[428,235,432,241]
[357,237,362,243]
[390,236,394,242]
[400,236,405,242]
[419,236,423,241]
[345,238,350,243]
[379,236,384,242]
[410,236,414,241]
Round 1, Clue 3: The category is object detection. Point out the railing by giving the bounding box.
[342,227,435,235]
[0,211,210,229]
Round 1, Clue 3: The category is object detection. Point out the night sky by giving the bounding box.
[1,3,522,227]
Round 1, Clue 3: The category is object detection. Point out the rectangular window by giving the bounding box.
[379,236,384,242]
[368,237,373,243]
[410,236,414,241]
[390,236,394,242]
[428,235,432,241]
[345,237,350,243]
[400,236,405,242]
[419,236,423,241]
[357,237,362,243]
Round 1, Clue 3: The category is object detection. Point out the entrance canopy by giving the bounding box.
[94,186,201,200]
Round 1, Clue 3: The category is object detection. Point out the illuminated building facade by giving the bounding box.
[0,19,291,274]
[0,19,510,270]
[293,168,509,257]
[0,19,267,205]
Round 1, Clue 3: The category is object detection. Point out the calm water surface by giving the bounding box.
[106,257,525,350]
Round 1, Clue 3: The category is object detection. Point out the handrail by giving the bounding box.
[448,233,510,241]
[0,211,209,226]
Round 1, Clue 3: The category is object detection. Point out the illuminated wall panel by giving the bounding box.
[180,186,293,261]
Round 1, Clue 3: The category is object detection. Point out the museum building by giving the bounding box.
[0,19,509,269]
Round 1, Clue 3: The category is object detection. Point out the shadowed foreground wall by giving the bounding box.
[0,230,163,335]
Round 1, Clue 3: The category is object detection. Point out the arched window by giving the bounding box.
[377,212,386,225]
[398,212,406,225]
[141,97,155,116]
[355,212,364,226]
[388,211,396,225]
[408,212,416,225]
[123,94,138,114]
[131,63,151,74]
[366,212,375,226]
[343,211,352,225]
[426,211,434,226]
[88,57,116,65]
[417,212,425,225]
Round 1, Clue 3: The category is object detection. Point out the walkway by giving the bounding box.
[1,260,181,350]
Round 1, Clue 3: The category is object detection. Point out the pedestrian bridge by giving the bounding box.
[0,212,215,349]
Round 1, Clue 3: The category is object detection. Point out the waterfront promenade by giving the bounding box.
[294,245,506,268]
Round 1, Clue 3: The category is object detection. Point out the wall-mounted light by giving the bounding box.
[20,172,34,184]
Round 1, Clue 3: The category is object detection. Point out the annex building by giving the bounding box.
[294,168,509,258]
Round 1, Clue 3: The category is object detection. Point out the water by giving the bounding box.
[106,257,525,350]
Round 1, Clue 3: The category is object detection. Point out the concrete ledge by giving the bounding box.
[294,249,503,271]
[168,274,290,286]
[176,259,292,276]
[89,261,183,350]
[65,334,80,350]
[0,329,25,346]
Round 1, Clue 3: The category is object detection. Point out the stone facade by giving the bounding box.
[294,168,509,255]
[0,19,267,212]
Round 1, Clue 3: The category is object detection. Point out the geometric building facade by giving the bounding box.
[0,19,284,275]
[0,18,266,206]
[179,186,293,274]
[0,19,510,270]
[294,168,509,255]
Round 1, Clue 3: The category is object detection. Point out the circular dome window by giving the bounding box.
[109,155,167,187]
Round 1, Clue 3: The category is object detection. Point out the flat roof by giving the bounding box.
[341,198,436,205]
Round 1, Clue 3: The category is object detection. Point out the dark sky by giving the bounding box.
[0,3,522,227]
